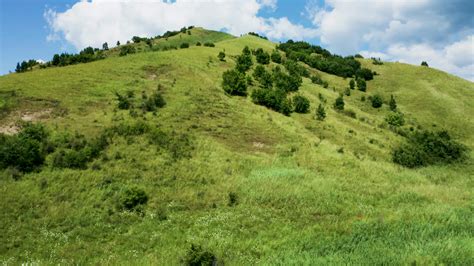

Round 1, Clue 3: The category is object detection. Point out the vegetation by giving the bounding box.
[421,61,429,67]
[235,46,253,72]
[255,48,270,64]
[389,95,397,111]
[217,51,225,61]
[222,69,247,96]
[292,95,310,113]
[370,94,383,108]
[15,59,39,73]
[270,50,282,63]
[333,94,345,110]
[357,78,367,92]
[385,112,405,126]
[316,103,326,121]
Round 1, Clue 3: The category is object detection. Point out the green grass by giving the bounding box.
[0,30,473,264]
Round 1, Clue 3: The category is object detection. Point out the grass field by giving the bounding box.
[0,29,473,265]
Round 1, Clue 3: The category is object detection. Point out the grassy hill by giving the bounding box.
[1,28,473,265]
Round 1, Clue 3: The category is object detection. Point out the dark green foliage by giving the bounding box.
[372,57,383,65]
[142,89,166,112]
[271,50,282,63]
[344,88,351,96]
[421,61,429,67]
[51,46,104,67]
[349,79,355,90]
[0,124,48,173]
[356,68,374,80]
[196,42,202,46]
[148,129,193,160]
[228,192,238,206]
[311,75,329,88]
[102,42,109,50]
[255,48,270,64]
[132,36,147,43]
[357,78,367,92]
[222,69,247,96]
[253,65,273,89]
[203,42,215,47]
[184,244,217,266]
[251,88,292,116]
[393,130,467,168]
[385,112,405,127]
[180,43,190,49]
[116,41,120,46]
[273,67,302,93]
[217,51,225,61]
[51,148,91,169]
[371,94,383,108]
[119,45,136,56]
[333,94,345,111]
[389,95,397,111]
[115,91,134,110]
[248,32,268,40]
[236,47,253,72]
[293,95,310,113]
[277,40,363,78]
[15,59,39,73]
[121,187,148,211]
[354,54,364,58]
[284,60,309,77]
[106,120,150,137]
[316,103,326,121]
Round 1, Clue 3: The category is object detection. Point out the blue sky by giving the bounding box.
[1,0,473,80]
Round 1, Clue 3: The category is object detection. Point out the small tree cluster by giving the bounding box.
[385,112,405,127]
[236,46,253,72]
[119,45,136,56]
[311,75,329,88]
[255,48,270,64]
[120,187,148,211]
[333,94,345,111]
[222,69,247,96]
[217,51,226,61]
[15,60,39,73]
[293,95,310,113]
[356,78,367,92]
[203,42,215,47]
[421,61,429,67]
[370,94,383,108]
[316,103,326,121]
[271,50,282,63]
[180,43,190,49]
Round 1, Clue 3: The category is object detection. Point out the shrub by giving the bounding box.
[357,78,366,92]
[115,91,134,110]
[344,87,351,96]
[255,48,270,64]
[273,68,301,92]
[333,94,344,111]
[180,43,190,49]
[228,192,238,206]
[222,69,247,96]
[121,187,148,211]
[293,95,310,113]
[385,112,405,127]
[253,65,273,89]
[51,148,90,169]
[356,68,374,80]
[316,103,326,121]
[421,61,429,67]
[184,244,217,266]
[203,42,215,47]
[119,45,136,56]
[389,95,397,111]
[371,94,383,108]
[251,88,292,116]
[196,42,202,46]
[217,51,225,61]
[236,48,253,72]
[349,79,355,90]
[393,130,467,168]
[271,50,282,63]
[284,60,309,77]
[311,75,328,88]
[343,109,357,119]
[142,89,166,112]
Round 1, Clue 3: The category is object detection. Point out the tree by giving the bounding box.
[102,42,109,50]
[116,41,121,46]
[333,94,344,111]
[389,95,397,111]
[316,103,326,121]
[15,63,21,73]
[385,112,405,127]
[349,79,355,90]
[271,50,282,64]
[255,48,270,64]
[222,69,247,96]
[293,95,310,113]
[371,94,383,108]
[180,43,189,49]
[357,78,366,92]
[344,87,351,96]
[52,54,60,66]
[421,61,429,67]
[356,67,374,80]
[217,51,226,61]
[236,50,253,73]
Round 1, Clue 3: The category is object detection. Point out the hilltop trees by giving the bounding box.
[421,61,429,67]
[15,60,39,73]
[102,42,109,50]
[271,50,282,63]
[255,48,270,64]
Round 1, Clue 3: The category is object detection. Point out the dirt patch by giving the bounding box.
[0,109,53,135]
[252,142,265,149]
[0,124,20,135]
[21,109,52,121]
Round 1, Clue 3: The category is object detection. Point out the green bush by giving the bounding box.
[356,67,374,80]
[316,103,326,121]
[334,94,345,111]
[393,130,468,168]
[180,43,190,49]
[51,148,90,169]
[255,48,270,64]
[389,95,397,111]
[385,112,405,126]
[253,65,273,89]
[251,88,292,116]
[115,91,134,110]
[142,89,166,112]
[271,50,282,63]
[421,61,429,67]
[119,45,136,56]
[217,51,225,61]
[371,94,383,108]
[183,244,217,266]
[203,42,215,47]
[121,187,148,211]
[273,68,301,92]
[222,69,247,96]
[293,95,310,113]
[236,47,253,72]
[357,78,366,92]
[228,192,238,206]
[349,79,355,90]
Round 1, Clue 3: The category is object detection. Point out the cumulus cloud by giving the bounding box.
[45,0,316,50]
[306,0,474,81]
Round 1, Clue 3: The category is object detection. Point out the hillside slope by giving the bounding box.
[1,31,473,264]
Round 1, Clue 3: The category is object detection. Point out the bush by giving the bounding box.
[222,69,247,96]
[371,94,383,108]
[421,61,429,67]
[273,68,301,92]
[385,112,405,127]
[119,45,136,56]
[253,65,273,89]
[293,95,310,113]
[349,79,355,90]
[251,88,292,116]
[51,148,90,169]
[255,48,270,64]
[228,192,238,206]
[393,130,467,168]
[271,50,282,63]
[196,42,202,46]
[142,89,166,112]
[357,78,366,92]
[236,47,253,72]
[184,244,217,266]
[344,87,351,96]
[389,95,397,111]
[333,94,344,111]
[121,187,148,211]
[311,75,328,88]
[115,91,134,110]
[203,42,215,47]
[316,103,326,121]
[217,51,225,61]
[356,68,374,80]
[180,43,190,49]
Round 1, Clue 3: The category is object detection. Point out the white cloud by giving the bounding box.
[306,0,474,81]
[45,0,316,50]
